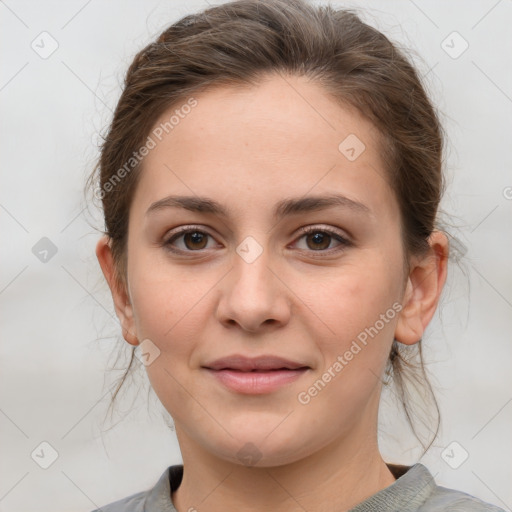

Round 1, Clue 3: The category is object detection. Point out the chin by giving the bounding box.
[204,428,317,468]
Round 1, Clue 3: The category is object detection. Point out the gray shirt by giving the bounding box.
[92,463,505,511]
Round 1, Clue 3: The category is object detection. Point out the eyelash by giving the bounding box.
[163,225,352,256]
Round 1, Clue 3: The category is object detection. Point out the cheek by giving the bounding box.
[127,266,208,410]
[295,256,403,412]
[293,263,401,425]
[127,244,210,342]
[298,256,403,343]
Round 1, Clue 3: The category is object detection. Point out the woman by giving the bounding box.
[90,0,504,510]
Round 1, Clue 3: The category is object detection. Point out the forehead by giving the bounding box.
[131,73,397,222]
[150,74,381,162]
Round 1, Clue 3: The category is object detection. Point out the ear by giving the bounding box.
[394,231,449,345]
[95,235,139,346]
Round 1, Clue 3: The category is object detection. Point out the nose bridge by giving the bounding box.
[232,236,275,303]
[216,234,291,331]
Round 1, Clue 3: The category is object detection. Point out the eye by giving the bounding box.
[162,225,351,255]
[163,227,218,252]
[292,226,351,253]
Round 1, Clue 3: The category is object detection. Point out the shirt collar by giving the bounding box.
[145,462,435,512]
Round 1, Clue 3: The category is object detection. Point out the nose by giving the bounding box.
[215,245,291,333]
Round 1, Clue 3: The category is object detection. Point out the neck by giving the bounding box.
[171,426,396,512]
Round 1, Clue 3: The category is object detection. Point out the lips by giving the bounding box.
[203,354,310,372]
[202,355,310,394]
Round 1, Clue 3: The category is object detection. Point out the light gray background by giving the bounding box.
[1,0,511,511]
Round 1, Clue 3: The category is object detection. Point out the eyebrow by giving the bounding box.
[145,193,371,219]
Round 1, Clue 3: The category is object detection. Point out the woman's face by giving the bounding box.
[117,74,409,466]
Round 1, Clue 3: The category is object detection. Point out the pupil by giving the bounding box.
[308,232,330,250]
[185,232,207,249]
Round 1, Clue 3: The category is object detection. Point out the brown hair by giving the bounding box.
[87,0,445,452]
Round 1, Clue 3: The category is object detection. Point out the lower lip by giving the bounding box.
[205,368,309,394]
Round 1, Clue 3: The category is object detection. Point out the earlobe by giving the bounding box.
[95,235,139,346]
[394,231,449,346]
[394,294,424,345]
[394,278,423,345]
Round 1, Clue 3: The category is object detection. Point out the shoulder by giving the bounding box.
[403,464,505,512]
[91,465,180,512]
[374,463,505,512]
[90,489,148,512]
[92,491,150,512]
[419,475,505,511]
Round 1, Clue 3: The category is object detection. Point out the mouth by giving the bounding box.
[203,354,310,372]
[202,355,311,394]
[213,368,307,372]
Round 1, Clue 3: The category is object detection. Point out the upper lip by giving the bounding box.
[203,355,310,371]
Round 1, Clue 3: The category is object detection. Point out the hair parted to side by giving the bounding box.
[87,0,445,452]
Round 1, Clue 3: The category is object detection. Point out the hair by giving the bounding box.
[87,0,446,453]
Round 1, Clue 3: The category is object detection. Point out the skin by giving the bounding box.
[96,73,448,512]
